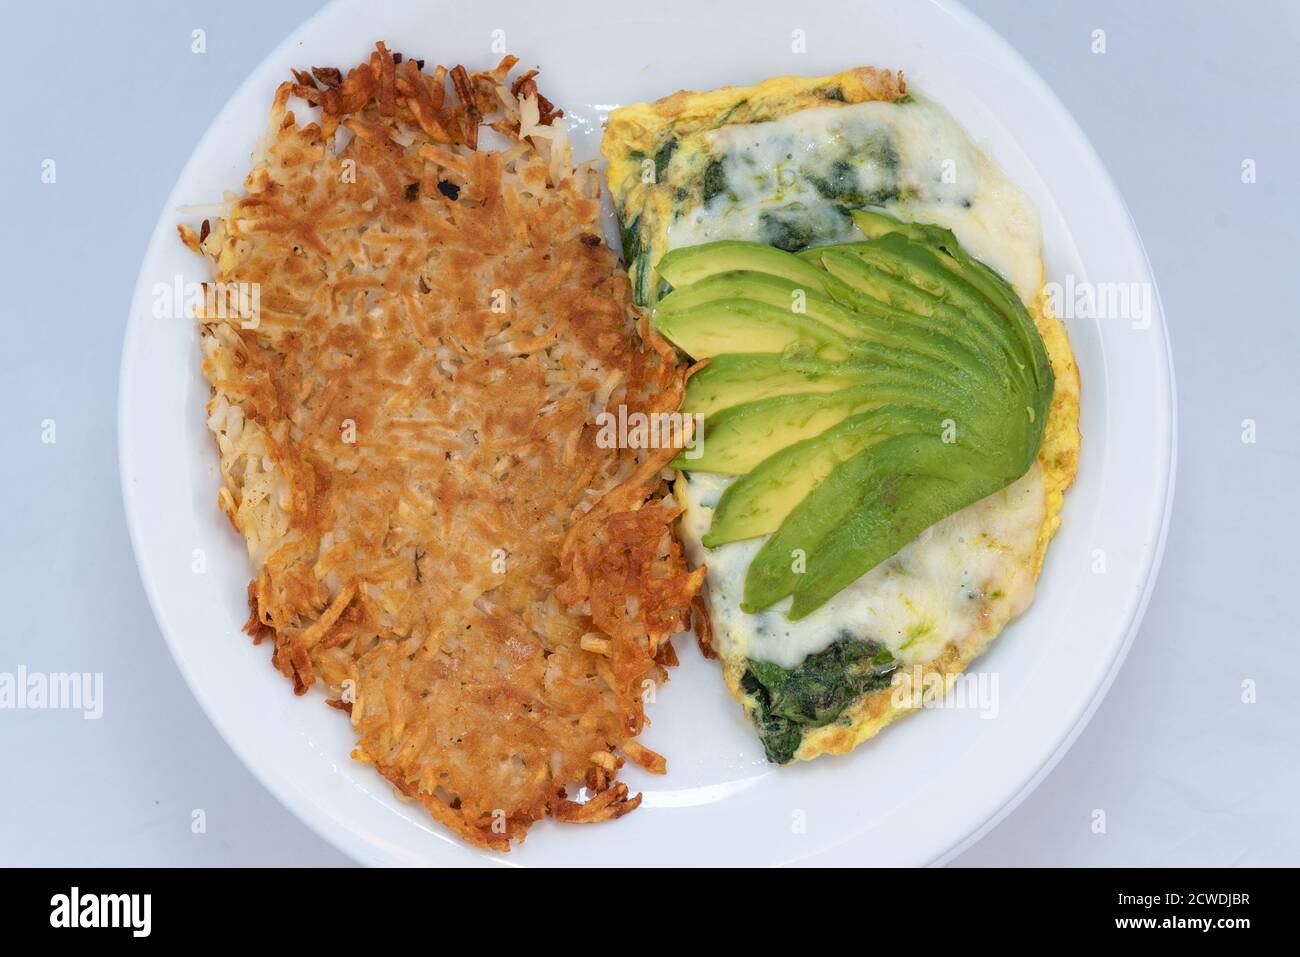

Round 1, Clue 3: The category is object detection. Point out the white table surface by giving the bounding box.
[1,0,1295,867]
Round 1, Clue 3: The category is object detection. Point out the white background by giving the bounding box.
[1,0,1295,866]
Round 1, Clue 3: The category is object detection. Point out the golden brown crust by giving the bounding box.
[188,44,699,849]
[604,66,906,149]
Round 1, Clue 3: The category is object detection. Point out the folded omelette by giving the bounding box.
[603,68,1081,764]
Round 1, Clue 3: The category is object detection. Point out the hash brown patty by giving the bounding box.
[181,44,701,849]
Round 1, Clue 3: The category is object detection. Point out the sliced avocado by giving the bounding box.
[677,389,881,475]
[742,435,984,612]
[738,249,1051,614]
[816,249,1023,392]
[651,223,1055,618]
[933,246,1055,393]
[657,270,799,314]
[816,249,957,316]
[785,448,1013,618]
[682,354,866,417]
[657,270,863,338]
[655,241,830,293]
[849,210,1054,391]
[801,264,1012,376]
[673,383,956,474]
[652,299,855,361]
[850,208,957,248]
[842,235,1027,359]
[659,269,999,380]
[702,405,941,547]
[825,274,1009,375]
[682,353,987,421]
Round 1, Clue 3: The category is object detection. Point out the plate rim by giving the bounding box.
[118,0,1177,867]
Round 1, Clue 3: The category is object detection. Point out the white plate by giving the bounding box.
[119,0,1175,866]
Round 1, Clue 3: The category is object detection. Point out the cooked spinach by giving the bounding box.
[743,635,898,764]
[757,205,854,252]
[808,133,901,208]
[653,138,678,181]
[741,669,804,765]
[867,132,902,175]
[618,211,642,266]
[701,158,729,206]
[808,159,861,202]
[757,209,821,251]
[712,99,749,129]
[617,211,654,304]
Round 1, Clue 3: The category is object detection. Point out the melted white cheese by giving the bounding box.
[668,94,1049,670]
[667,96,1043,302]
[677,467,1045,669]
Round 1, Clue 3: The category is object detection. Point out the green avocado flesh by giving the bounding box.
[651,210,1055,619]
[653,299,857,361]
[656,240,831,293]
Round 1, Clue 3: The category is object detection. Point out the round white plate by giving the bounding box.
[119,0,1175,866]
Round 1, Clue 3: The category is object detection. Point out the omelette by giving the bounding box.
[602,69,1080,764]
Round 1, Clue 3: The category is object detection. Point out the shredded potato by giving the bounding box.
[185,43,702,849]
